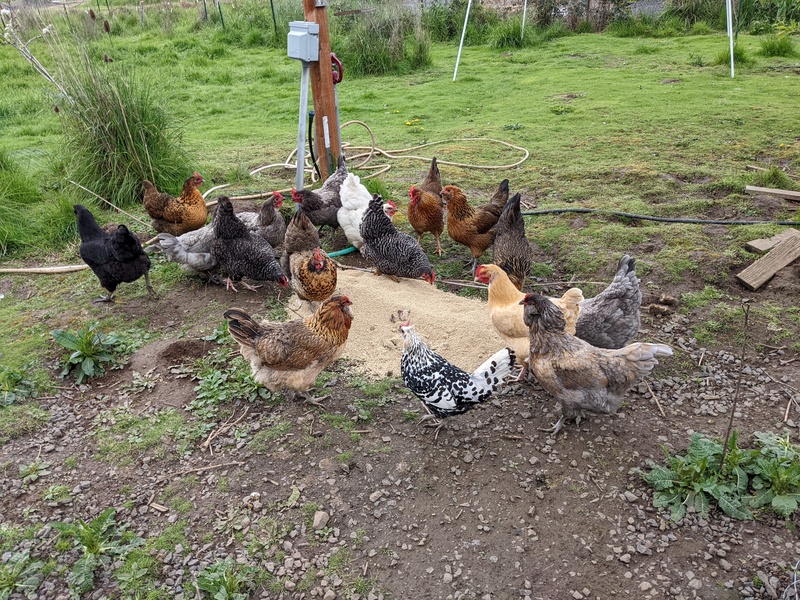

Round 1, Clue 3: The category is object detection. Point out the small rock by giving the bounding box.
[313,511,330,530]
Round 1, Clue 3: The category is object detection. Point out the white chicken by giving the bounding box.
[337,173,373,250]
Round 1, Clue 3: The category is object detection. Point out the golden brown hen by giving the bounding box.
[441,180,509,274]
[474,264,582,370]
[282,209,337,307]
[223,296,353,404]
[418,156,443,195]
[143,172,206,236]
[408,185,444,256]
[520,293,672,435]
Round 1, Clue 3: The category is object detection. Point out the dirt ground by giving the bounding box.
[1,219,799,600]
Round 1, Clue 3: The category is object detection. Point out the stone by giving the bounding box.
[313,511,330,530]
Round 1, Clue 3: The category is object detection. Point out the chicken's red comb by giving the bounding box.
[387,200,397,208]
[193,171,202,177]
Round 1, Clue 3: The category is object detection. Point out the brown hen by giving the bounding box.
[408,185,444,256]
[143,172,206,236]
[492,192,535,290]
[282,209,337,307]
[418,156,443,195]
[520,293,672,435]
[224,296,353,404]
[441,179,509,274]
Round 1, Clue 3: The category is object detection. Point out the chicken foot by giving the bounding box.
[223,278,262,293]
[285,389,328,409]
[92,292,115,304]
[417,410,445,441]
[144,272,158,300]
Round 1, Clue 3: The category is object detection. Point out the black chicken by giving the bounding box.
[74,204,155,303]
[212,196,288,292]
[492,192,534,290]
[360,194,435,284]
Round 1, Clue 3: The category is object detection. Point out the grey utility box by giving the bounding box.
[287,21,320,62]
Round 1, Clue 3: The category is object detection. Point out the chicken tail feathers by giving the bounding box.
[224,309,263,349]
[469,347,518,395]
[617,342,673,374]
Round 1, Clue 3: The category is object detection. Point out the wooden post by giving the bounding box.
[303,0,340,180]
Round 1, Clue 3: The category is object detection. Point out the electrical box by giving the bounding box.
[287,21,320,62]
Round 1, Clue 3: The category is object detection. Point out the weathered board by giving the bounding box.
[744,185,800,202]
[736,235,800,291]
[745,228,800,253]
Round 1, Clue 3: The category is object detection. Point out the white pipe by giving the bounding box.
[296,62,311,190]
[521,0,527,41]
[726,0,735,77]
[453,0,472,81]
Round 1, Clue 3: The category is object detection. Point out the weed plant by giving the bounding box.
[51,322,121,384]
[714,42,753,65]
[758,33,797,56]
[0,551,45,599]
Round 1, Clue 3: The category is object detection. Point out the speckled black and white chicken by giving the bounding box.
[399,321,518,426]
[360,193,435,284]
[212,196,288,292]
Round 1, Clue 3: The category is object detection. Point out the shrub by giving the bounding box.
[759,33,797,56]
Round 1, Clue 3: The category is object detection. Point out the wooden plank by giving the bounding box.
[744,185,800,202]
[736,236,800,291]
[745,228,800,253]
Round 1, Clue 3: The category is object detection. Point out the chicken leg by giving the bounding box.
[92,292,115,304]
[144,272,158,299]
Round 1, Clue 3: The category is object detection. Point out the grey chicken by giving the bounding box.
[400,321,517,427]
[212,196,288,292]
[155,192,286,279]
[575,255,642,349]
[74,204,155,303]
[290,155,348,234]
[491,192,534,290]
[360,193,435,284]
[520,293,672,435]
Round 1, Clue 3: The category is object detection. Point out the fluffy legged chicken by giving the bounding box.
[408,185,444,257]
[143,172,206,236]
[520,293,672,435]
[399,321,518,436]
[74,204,155,303]
[492,192,535,290]
[224,296,353,405]
[474,264,582,371]
[442,180,509,274]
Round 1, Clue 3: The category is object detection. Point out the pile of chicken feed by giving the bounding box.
[289,268,506,378]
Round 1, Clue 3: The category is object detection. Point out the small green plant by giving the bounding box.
[42,484,72,504]
[759,33,797,56]
[714,42,753,66]
[51,508,144,598]
[690,20,714,34]
[197,557,258,600]
[0,366,35,407]
[0,551,45,600]
[746,432,800,517]
[19,461,51,485]
[51,322,120,384]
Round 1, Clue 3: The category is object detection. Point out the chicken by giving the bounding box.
[74,204,155,303]
[155,193,286,279]
[400,321,517,429]
[383,200,398,219]
[223,295,353,404]
[492,192,534,290]
[337,172,373,250]
[520,293,672,435]
[212,196,287,292]
[282,209,337,306]
[474,264,582,369]
[143,172,206,236]
[360,193,435,284]
[575,255,642,349]
[418,155,443,196]
[290,156,348,234]
[441,180,509,274]
[408,185,444,257]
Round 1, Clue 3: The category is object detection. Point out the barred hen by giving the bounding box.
[74,204,155,303]
[282,209,337,306]
[156,192,285,279]
[143,172,206,236]
[575,255,642,349]
[520,293,672,435]
[224,295,353,404]
[360,194,435,284]
[212,196,287,292]
[492,192,534,290]
[400,321,517,429]
[290,156,348,233]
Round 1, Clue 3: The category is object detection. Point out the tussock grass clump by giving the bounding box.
[714,42,753,65]
[758,34,796,56]
[664,0,726,27]
[44,23,193,208]
[606,15,685,37]
[750,166,797,190]
[690,20,715,33]
[421,0,499,44]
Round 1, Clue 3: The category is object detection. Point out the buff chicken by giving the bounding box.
[143,172,206,236]
[282,208,337,307]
